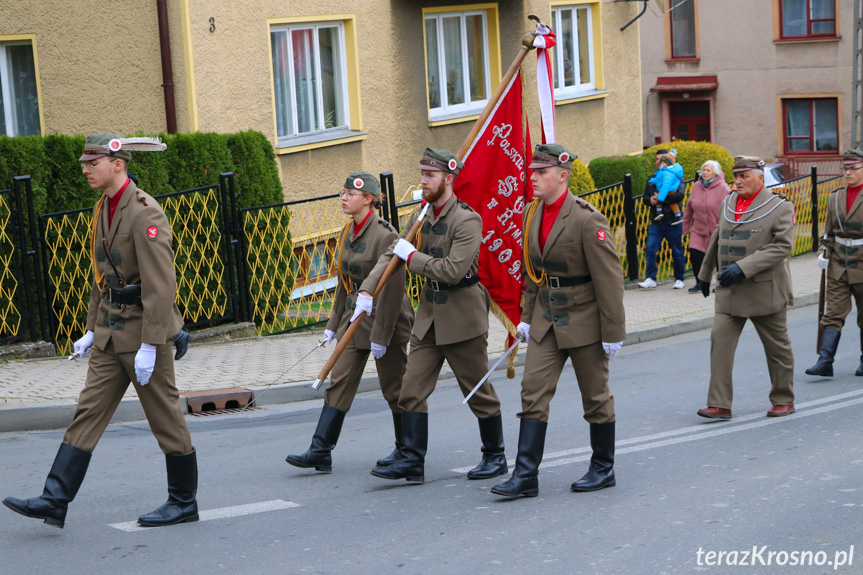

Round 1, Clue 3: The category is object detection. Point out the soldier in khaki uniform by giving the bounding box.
[806,149,863,377]
[357,148,507,484]
[3,134,198,529]
[696,156,796,420]
[491,144,626,499]
[286,172,413,473]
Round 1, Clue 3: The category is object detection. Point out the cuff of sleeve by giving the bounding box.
[371,324,395,347]
[141,314,169,345]
[600,323,626,344]
[407,251,431,274]
[406,251,414,266]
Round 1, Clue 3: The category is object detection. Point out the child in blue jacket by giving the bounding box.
[650,153,684,224]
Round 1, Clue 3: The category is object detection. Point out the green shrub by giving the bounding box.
[227,130,284,208]
[588,155,647,195]
[641,141,734,182]
[567,158,595,196]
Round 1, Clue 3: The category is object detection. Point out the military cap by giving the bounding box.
[344,171,380,196]
[79,133,132,161]
[528,143,576,170]
[732,156,766,173]
[419,148,463,175]
[843,149,863,164]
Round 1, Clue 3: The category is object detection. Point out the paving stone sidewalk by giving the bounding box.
[0,253,822,414]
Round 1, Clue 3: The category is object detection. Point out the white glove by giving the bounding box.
[350,293,373,323]
[134,343,157,386]
[73,330,95,359]
[602,341,623,359]
[393,239,417,262]
[516,322,530,342]
[817,252,829,270]
[323,329,335,345]
[371,342,387,360]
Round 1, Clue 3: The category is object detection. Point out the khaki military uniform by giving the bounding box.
[698,185,796,409]
[821,187,863,330]
[64,181,192,455]
[361,195,501,418]
[520,193,626,423]
[324,214,414,413]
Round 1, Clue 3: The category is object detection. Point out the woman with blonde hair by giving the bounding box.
[682,160,730,293]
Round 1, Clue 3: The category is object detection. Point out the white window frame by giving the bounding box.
[551,5,596,99]
[0,41,40,137]
[270,22,352,148]
[425,10,491,121]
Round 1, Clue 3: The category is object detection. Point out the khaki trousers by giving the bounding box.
[398,324,500,419]
[519,329,614,423]
[325,337,408,413]
[707,311,795,409]
[821,271,863,331]
[64,340,193,455]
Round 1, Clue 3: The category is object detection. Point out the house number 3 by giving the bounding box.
[209,17,216,33]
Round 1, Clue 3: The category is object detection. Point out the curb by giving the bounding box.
[0,292,820,433]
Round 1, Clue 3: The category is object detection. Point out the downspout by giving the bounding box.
[157,0,178,133]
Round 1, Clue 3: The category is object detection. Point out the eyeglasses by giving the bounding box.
[843,166,863,173]
[341,190,362,199]
[81,159,113,171]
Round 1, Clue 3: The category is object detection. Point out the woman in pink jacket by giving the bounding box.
[682,160,730,293]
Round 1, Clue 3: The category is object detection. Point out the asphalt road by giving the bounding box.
[1,305,862,575]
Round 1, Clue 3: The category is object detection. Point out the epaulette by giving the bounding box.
[457,199,475,212]
[136,189,148,206]
[772,191,787,200]
[378,218,389,226]
[574,196,595,212]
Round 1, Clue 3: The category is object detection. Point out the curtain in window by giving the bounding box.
[271,32,293,137]
[782,0,807,36]
[811,0,835,34]
[576,8,591,85]
[671,0,696,57]
[814,99,838,151]
[442,16,464,106]
[559,9,574,89]
[318,27,344,130]
[786,99,811,151]
[425,20,441,109]
[292,29,319,134]
[465,15,486,102]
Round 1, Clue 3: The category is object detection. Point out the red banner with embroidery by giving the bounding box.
[455,70,534,336]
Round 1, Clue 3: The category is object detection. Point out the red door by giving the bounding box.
[670,101,711,142]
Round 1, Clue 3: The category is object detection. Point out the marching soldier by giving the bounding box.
[3,134,198,528]
[286,172,413,472]
[696,156,796,419]
[806,149,863,377]
[356,148,507,483]
[491,144,625,498]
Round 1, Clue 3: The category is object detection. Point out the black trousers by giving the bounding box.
[689,247,705,284]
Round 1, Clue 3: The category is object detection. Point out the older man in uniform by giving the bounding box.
[696,156,796,419]
[806,149,863,377]
[356,148,506,484]
[3,134,198,529]
[491,144,625,498]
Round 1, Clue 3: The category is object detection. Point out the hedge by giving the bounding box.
[567,157,596,196]
[588,155,647,196]
[641,140,734,184]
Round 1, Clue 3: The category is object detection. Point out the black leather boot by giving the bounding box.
[138,450,199,527]
[490,418,547,498]
[3,443,91,529]
[571,421,616,492]
[173,330,193,360]
[370,412,426,483]
[286,405,346,473]
[467,413,508,480]
[856,329,863,376]
[375,413,404,467]
[805,328,841,377]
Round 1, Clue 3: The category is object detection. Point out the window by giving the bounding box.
[0,41,41,137]
[782,98,838,154]
[424,9,492,121]
[270,20,360,149]
[780,0,836,39]
[551,5,595,96]
[669,0,697,59]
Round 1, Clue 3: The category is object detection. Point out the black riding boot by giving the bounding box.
[856,330,863,376]
[3,443,91,529]
[138,450,199,527]
[375,412,404,467]
[370,412,427,483]
[173,330,193,360]
[467,413,508,480]
[490,418,547,498]
[571,421,616,492]
[286,405,346,473]
[805,328,841,377]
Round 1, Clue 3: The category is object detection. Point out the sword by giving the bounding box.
[463,332,526,405]
[240,338,327,411]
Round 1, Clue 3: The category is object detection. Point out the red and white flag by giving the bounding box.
[455,70,534,336]
[533,23,557,144]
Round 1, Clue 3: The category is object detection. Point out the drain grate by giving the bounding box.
[189,406,260,417]
[181,387,255,414]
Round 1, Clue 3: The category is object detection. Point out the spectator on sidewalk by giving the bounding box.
[638,149,687,290]
[650,152,684,225]
[682,160,730,294]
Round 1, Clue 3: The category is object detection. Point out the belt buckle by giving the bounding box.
[430,280,440,292]
[549,276,560,289]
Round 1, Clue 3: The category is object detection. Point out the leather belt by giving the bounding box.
[547,274,592,289]
[835,237,863,247]
[107,285,142,306]
[429,274,480,292]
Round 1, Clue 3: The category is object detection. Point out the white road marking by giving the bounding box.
[452,389,863,473]
[108,499,301,532]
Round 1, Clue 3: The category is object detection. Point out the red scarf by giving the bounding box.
[539,191,567,252]
[108,178,131,227]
